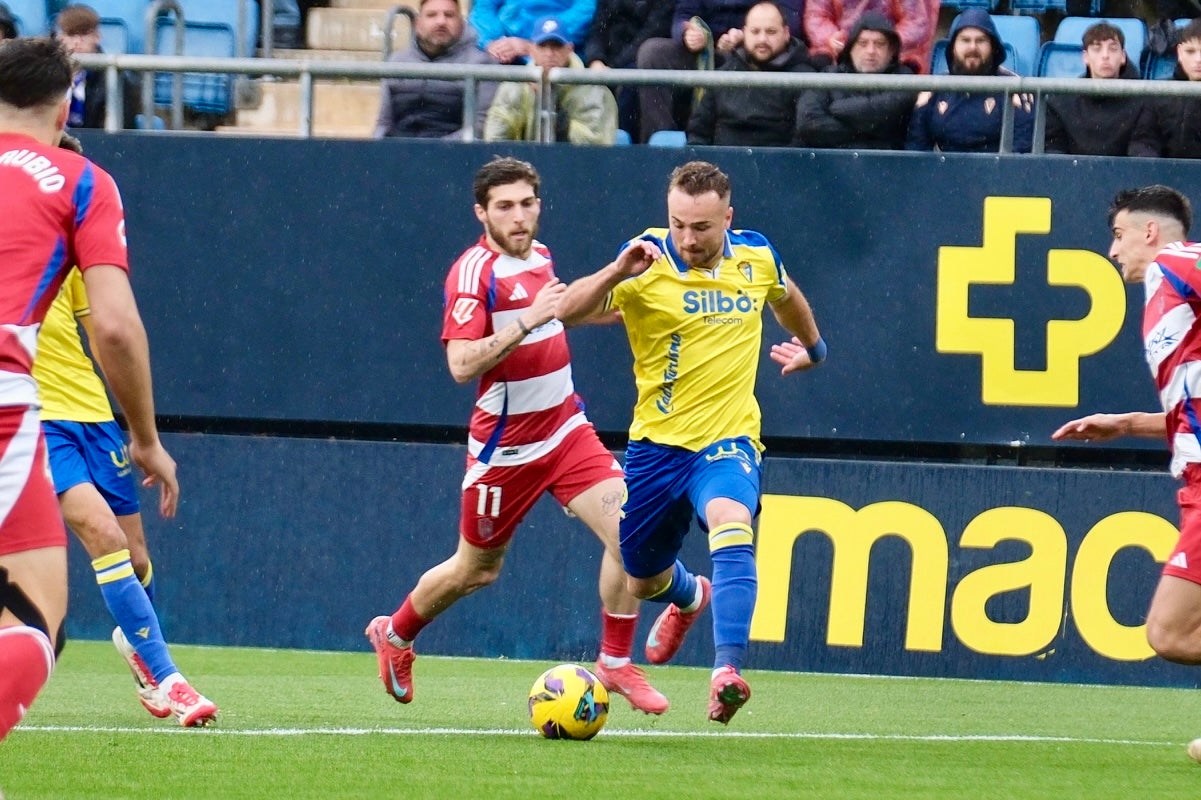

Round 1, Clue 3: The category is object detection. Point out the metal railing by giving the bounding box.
[72,51,1201,151]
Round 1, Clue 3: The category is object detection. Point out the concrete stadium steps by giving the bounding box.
[305,7,412,51]
[227,80,378,137]
[269,47,383,61]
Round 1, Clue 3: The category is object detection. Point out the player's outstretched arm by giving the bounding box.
[558,240,660,327]
[768,278,826,375]
[1051,411,1166,443]
[80,265,179,517]
[446,278,566,384]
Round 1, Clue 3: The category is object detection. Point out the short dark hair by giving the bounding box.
[0,37,75,109]
[56,4,100,36]
[1082,22,1123,49]
[472,157,540,208]
[1109,185,1192,235]
[668,161,731,201]
[1182,18,1201,45]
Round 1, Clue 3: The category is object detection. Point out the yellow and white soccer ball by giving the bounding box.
[528,663,609,740]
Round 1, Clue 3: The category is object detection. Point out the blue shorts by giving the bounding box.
[42,420,140,516]
[619,436,761,579]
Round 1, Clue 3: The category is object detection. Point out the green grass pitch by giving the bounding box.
[2,640,1200,799]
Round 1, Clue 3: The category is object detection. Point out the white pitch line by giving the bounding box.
[15,725,1179,747]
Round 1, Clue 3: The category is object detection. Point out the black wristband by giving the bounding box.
[517,318,531,336]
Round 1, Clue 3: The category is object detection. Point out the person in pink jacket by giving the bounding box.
[803,0,937,73]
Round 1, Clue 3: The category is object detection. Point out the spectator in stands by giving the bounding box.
[687,1,813,147]
[636,0,802,142]
[795,12,916,149]
[469,0,595,65]
[0,2,16,39]
[1144,19,1201,159]
[584,0,674,139]
[906,9,1034,153]
[55,4,139,129]
[373,0,497,140]
[803,0,935,73]
[484,17,617,144]
[1044,22,1157,157]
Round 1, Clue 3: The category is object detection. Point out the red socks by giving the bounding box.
[0,625,55,741]
[389,595,431,643]
[600,610,637,660]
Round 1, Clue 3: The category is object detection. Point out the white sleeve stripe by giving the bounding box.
[457,247,490,295]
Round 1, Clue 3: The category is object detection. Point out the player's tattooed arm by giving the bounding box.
[446,279,565,383]
[446,322,528,383]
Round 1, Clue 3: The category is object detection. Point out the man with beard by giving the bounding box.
[366,158,669,717]
[1044,22,1157,156]
[374,0,497,139]
[686,1,814,147]
[557,161,826,724]
[906,8,1034,153]
[795,11,917,150]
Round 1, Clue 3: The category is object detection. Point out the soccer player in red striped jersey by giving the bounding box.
[0,37,178,744]
[1054,186,1201,709]
[366,157,668,714]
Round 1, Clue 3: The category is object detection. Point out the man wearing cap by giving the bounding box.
[484,16,617,144]
[469,0,595,64]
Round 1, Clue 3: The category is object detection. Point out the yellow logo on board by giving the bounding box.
[936,196,1127,407]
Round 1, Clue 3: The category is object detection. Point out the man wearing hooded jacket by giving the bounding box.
[686,1,814,147]
[906,8,1034,153]
[795,12,916,149]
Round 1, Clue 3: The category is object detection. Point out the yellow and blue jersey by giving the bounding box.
[33,267,114,423]
[605,227,788,452]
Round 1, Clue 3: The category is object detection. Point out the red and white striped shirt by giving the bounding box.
[0,133,127,410]
[1144,241,1201,477]
[442,237,585,466]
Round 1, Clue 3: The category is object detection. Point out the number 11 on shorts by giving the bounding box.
[475,483,502,517]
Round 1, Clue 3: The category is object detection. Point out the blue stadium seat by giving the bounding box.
[87,0,147,52]
[176,0,258,57]
[990,14,1041,77]
[1142,51,1178,80]
[1053,16,1147,64]
[98,18,130,54]
[940,0,997,11]
[613,129,632,146]
[7,0,49,35]
[1037,41,1084,78]
[647,130,686,147]
[1009,0,1070,15]
[153,20,237,114]
[931,39,1021,75]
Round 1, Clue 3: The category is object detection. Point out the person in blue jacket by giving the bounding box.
[906,8,1034,153]
[469,0,596,64]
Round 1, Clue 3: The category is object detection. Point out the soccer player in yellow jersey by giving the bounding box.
[34,266,217,726]
[559,161,826,724]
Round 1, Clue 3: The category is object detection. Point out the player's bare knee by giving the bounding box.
[626,576,659,600]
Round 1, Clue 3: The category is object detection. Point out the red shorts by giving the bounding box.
[459,424,622,548]
[0,406,68,556]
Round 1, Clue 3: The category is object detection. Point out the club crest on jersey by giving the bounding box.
[451,297,479,325]
[738,261,753,282]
